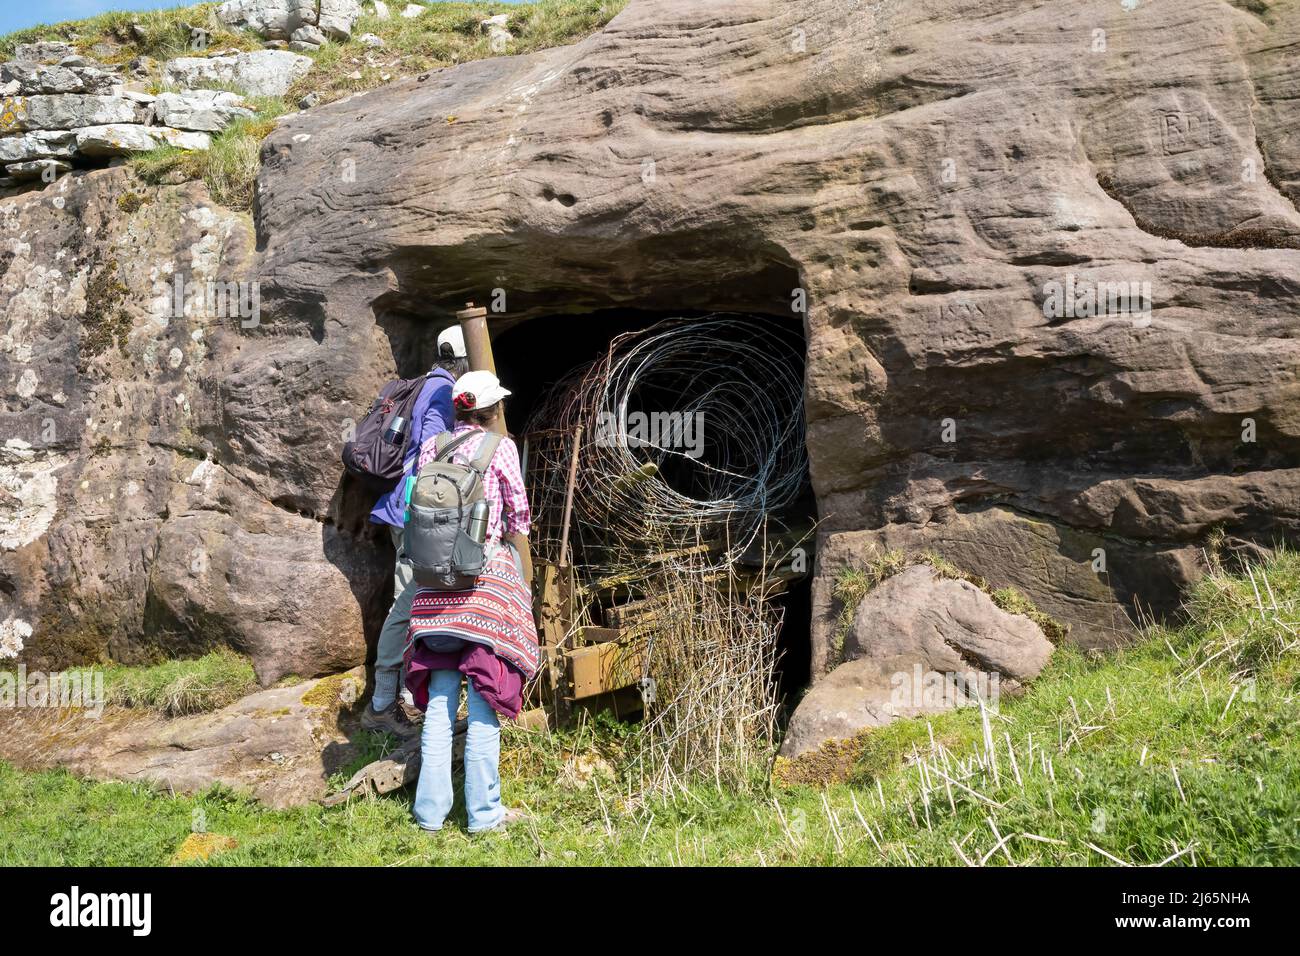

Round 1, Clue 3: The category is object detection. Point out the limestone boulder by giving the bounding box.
[291,25,328,47]
[0,130,77,163]
[216,0,318,40]
[163,49,313,97]
[74,123,211,156]
[480,14,512,53]
[152,89,255,133]
[12,42,76,63]
[4,159,72,180]
[0,60,119,95]
[2,93,144,132]
[318,0,364,40]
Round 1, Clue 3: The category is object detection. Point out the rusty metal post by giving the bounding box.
[558,425,583,567]
[456,301,532,585]
[456,302,496,377]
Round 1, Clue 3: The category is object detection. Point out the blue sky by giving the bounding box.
[1,1,182,36]
[0,0,530,36]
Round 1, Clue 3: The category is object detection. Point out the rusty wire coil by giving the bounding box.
[523,314,807,567]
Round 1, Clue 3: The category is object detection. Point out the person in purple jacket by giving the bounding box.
[361,326,469,736]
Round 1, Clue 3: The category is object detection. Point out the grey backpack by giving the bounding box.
[401,428,502,590]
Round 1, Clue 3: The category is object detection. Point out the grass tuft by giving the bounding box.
[103,648,257,717]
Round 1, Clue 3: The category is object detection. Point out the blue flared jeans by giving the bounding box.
[412,670,504,833]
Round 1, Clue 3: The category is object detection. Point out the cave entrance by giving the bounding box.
[490,308,815,713]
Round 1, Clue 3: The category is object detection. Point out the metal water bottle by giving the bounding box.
[383,415,408,445]
[466,499,490,544]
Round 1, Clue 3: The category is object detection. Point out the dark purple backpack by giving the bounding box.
[342,374,435,492]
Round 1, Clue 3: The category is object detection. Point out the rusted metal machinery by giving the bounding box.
[517,315,813,724]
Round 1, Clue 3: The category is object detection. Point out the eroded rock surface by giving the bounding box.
[0,669,368,807]
[250,0,1300,669]
[0,168,387,683]
[3,0,1299,693]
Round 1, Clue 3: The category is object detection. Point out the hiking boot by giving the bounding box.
[397,696,425,725]
[471,807,528,836]
[360,701,419,737]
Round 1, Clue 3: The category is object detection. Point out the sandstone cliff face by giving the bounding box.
[0,169,387,683]
[3,0,1298,683]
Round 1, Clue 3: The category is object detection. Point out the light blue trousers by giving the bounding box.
[412,670,504,833]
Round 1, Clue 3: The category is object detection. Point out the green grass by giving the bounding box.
[102,647,257,716]
[131,94,291,207]
[3,2,626,210]
[2,552,1297,865]
[0,3,258,63]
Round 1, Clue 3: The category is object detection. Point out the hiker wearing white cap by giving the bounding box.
[360,325,470,737]
[418,370,527,546]
[404,369,536,833]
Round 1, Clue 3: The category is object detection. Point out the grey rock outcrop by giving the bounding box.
[781,566,1054,758]
[3,93,145,132]
[0,60,119,95]
[0,51,260,182]
[216,0,318,40]
[74,123,211,156]
[4,159,72,180]
[12,42,76,63]
[162,49,313,97]
[480,14,512,52]
[0,130,77,163]
[217,0,361,42]
[318,0,364,40]
[152,89,255,133]
[291,25,328,48]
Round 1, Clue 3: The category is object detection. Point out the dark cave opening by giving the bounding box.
[490,308,816,700]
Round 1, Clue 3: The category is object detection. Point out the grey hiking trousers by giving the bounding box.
[374,525,415,704]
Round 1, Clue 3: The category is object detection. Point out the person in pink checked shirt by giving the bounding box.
[403,370,539,835]
[413,377,530,546]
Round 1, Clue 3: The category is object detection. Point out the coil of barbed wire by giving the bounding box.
[524,314,807,564]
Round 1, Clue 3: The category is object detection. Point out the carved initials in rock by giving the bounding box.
[1157,110,1214,155]
[938,300,987,323]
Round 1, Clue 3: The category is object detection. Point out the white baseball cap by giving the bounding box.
[436,325,467,358]
[453,370,511,411]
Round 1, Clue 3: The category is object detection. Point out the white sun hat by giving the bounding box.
[453,370,511,411]
[436,324,467,358]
